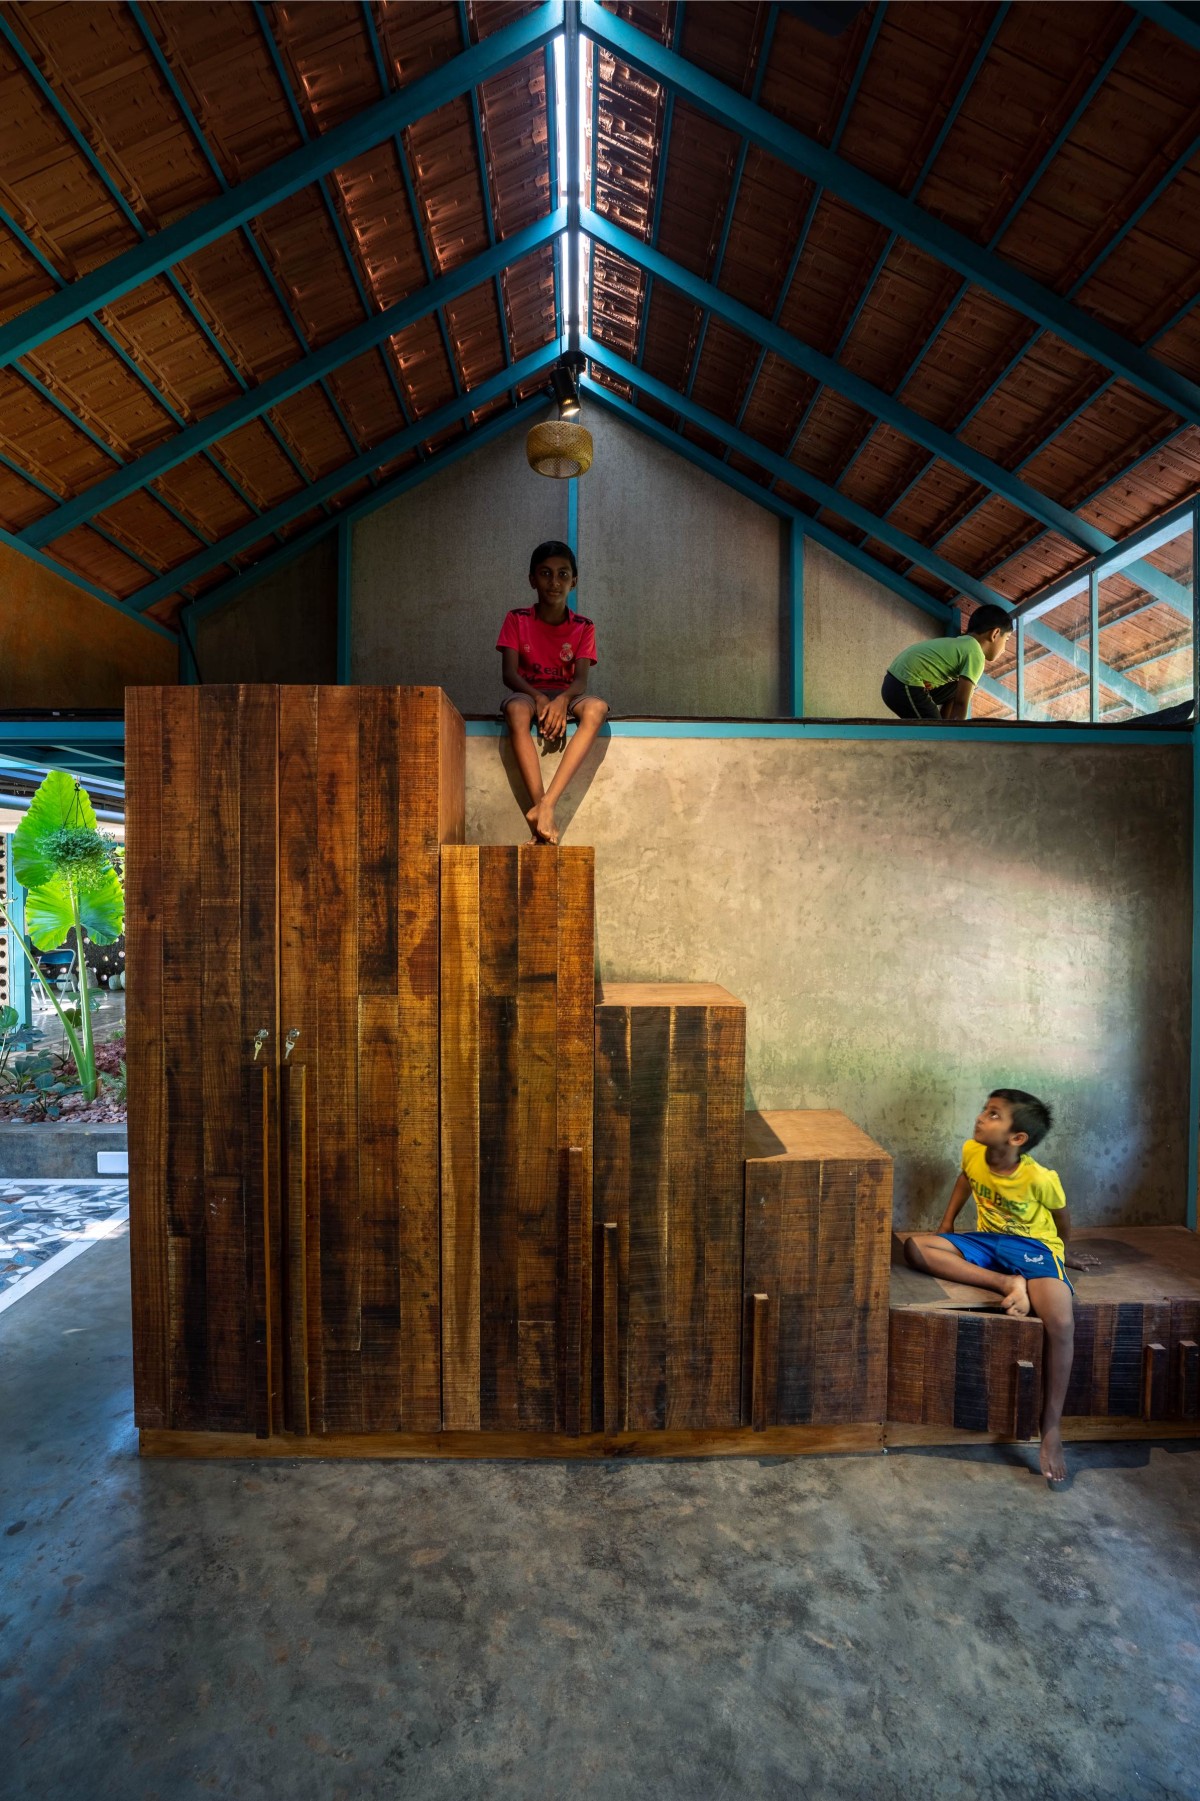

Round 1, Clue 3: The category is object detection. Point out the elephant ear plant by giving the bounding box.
[1,770,124,1103]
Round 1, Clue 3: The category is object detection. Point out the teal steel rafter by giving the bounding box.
[579,346,1155,713]
[579,0,1200,430]
[581,207,1191,606]
[130,345,560,612]
[183,393,548,627]
[22,211,565,552]
[0,1,564,371]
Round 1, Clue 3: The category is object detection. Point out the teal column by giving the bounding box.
[1089,570,1100,723]
[337,518,352,684]
[788,520,804,717]
[567,475,578,558]
[178,608,200,684]
[1016,615,1025,720]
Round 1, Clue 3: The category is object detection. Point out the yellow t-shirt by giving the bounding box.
[961,1139,1066,1260]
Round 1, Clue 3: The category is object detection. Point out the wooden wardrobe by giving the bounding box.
[126,684,464,1438]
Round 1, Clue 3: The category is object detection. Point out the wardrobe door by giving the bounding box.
[278,687,454,1435]
[128,685,280,1436]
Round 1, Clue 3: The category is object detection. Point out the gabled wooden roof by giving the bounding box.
[0,1,1197,717]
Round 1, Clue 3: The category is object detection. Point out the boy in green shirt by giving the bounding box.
[904,1089,1097,1483]
[882,603,1011,720]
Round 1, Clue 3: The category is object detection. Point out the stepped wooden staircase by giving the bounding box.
[126,687,1200,1458]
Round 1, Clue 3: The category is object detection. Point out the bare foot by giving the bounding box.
[527,797,559,844]
[1039,1427,1067,1483]
[1000,1274,1030,1317]
[523,801,544,841]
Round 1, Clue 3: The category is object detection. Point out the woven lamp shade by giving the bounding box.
[526,417,593,478]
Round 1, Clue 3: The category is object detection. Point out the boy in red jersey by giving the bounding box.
[497,541,608,844]
[905,1089,1097,1483]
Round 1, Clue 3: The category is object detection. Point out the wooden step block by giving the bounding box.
[887,1307,1045,1434]
[594,981,746,1431]
[440,845,594,1434]
[743,1111,892,1426]
[892,1228,1200,1426]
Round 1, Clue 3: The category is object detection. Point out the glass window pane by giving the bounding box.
[1096,526,1193,721]
[1022,588,1090,721]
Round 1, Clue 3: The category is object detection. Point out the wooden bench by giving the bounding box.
[889,1227,1200,1439]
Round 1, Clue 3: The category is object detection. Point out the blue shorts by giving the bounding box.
[944,1232,1073,1292]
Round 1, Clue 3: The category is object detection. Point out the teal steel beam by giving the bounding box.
[22,212,564,551]
[0,2,564,370]
[579,0,1200,429]
[580,375,952,620]
[582,206,1181,578]
[578,350,1155,713]
[788,520,804,716]
[130,344,560,612]
[183,393,548,627]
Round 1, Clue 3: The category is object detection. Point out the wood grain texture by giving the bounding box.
[439,845,595,1432]
[141,1422,888,1460]
[596,990,747,1431]
[743,1111,892,1427]
[130,684,465,1445]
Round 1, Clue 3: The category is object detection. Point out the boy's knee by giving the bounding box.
[503,699,535,732]
[577,697,608,723]
[903,1234,930,1271]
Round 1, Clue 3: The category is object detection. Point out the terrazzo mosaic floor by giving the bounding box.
[0,1180,129,1313]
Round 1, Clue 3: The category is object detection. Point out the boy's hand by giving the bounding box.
[1064,1249,1101,1271]
[539,694,570,745]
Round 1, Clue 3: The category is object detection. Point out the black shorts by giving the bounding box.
[881,671,957,720]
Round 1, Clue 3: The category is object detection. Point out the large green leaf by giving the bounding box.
[13,770,98,889]
[77,863,124,944]
[23,863,124,950]
[23,875,73,950]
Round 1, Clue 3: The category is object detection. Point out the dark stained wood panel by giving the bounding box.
[594,983,746,1432]
[440,845,595,1433]
[127,685,278,1436]
[129,683,465,1442]
[743,1109,891,1427]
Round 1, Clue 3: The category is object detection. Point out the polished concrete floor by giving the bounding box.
[2,1230,1199,1801]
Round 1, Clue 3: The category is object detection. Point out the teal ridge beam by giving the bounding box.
[583,207,1191,617]
[182,393,548,627]
[128,344,561,611]
[22,212,564,551]
[578,339,1154,714]
[578,0,1200,430]
[0,1,564,370]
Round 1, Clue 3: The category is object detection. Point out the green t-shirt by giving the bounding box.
[888,635,986,691]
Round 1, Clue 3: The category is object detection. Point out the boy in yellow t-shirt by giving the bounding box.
[904,1089,1096,1484]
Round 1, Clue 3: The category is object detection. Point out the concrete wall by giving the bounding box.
[802,539,932,719]
[466,734,1190,1229]
[351,409,783,715]
[0,541,175,707]
[195,537,338,684]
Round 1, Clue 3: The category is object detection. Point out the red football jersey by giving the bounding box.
[496,606,598,693]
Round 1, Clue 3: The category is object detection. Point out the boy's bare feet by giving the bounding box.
[526,797,559,844]
[1039,1427,1067,1483]
[1000,1274,1030,1317]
